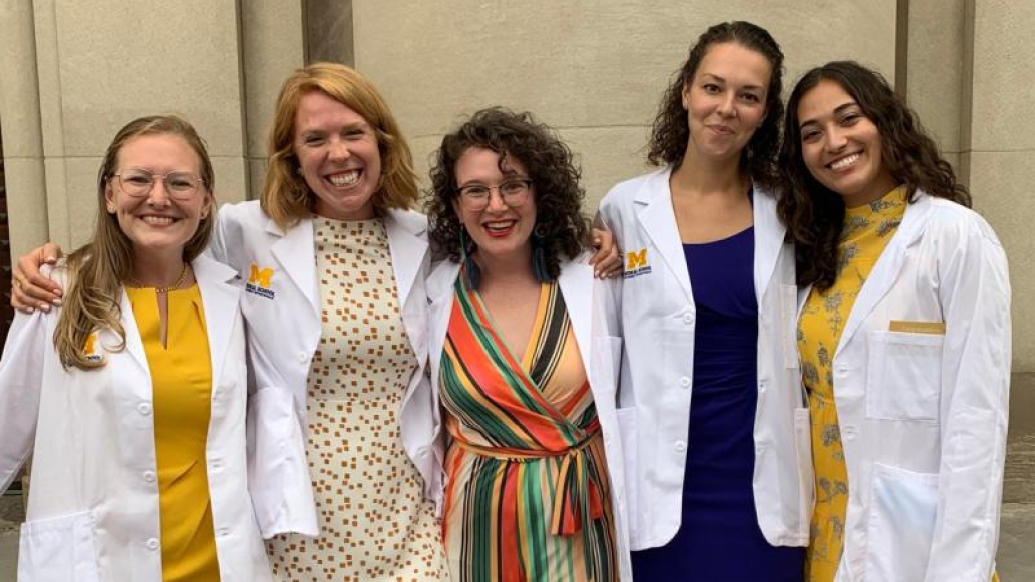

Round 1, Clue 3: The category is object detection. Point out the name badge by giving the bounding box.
[889,320,946,335]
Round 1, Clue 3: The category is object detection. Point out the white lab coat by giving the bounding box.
[425,255,633,581]
[597,167,813,550]
[208,200,440,538]
[817,192,1010,582]
[0,255,272,582]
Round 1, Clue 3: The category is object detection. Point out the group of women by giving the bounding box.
[0,17,1010,582]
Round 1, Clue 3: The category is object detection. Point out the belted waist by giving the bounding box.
[455,429,606,537]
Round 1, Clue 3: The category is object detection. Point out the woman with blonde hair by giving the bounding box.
[0,115,271,581]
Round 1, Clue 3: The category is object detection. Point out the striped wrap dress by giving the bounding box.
[438,274,619,582]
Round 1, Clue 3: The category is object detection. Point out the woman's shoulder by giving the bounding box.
[600,167,671,207]
[921,194,1003,248]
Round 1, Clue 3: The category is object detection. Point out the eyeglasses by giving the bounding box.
[457,179,533,211]
[113,168,205,200]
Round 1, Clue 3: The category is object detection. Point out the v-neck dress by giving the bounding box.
[439,275,619,582]
[127,284,220,582]
[629,226,804,581]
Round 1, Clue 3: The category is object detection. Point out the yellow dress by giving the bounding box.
[798,186,906,582]
[127,285,220,582]
[798,187,1000,582]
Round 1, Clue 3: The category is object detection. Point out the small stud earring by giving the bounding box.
[296,167,304,176]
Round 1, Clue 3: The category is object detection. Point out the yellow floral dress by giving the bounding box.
[798,186,906,582]
[798,187,1000,582]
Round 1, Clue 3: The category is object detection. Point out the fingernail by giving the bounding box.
[53,299,63,306]
[39,303,50,313]
[21,307,35,315]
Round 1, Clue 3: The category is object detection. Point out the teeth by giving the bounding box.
[830,153,861,171]
[485,221,515,230]
[328,170,359,187]
[142,216,174,225]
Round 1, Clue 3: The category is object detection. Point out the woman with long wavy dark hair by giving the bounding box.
[779,60,1009,582]
[598,21,812,581]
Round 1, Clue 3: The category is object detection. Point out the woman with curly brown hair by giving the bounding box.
[425,107,631,581]
[779,61,1010,582]
[598,21,811,582]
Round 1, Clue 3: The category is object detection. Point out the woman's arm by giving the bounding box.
[0,311,49,492]
[925,214,1011,582]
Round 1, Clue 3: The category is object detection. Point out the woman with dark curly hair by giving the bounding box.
[425,107,631,581]
[597,21,811,581]
[779,61,1010,582]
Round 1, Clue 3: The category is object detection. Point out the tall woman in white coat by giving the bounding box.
[0,116,271,581]
[778,61,1010,582]
[597,21,812,581]
[424,108,631,581]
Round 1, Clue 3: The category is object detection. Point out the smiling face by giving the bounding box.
[682,42,771,163]
[452,147,538,266]
[105,133,212,260]
[294,90,382,220]
[796,79,897,207]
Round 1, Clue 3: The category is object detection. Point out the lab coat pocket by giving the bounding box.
[865,463,938,582]
[18,511,99,582]
[616,407,641,548]
[866,331,943,421]
[247,386,314,537]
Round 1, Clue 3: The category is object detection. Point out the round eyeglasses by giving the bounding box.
[113,168,205,201]
[457,179,532,211]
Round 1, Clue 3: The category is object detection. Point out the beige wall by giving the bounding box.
[0,0,306,257]
[354,1,896,208]
[1,0,1031,494]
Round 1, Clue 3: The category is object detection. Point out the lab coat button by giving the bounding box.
[682,313,694,325]
[758,380,768,393]
[217,528,230,537]
[142,471,156,483]
[679,376,691,388]
[674,440,687,453]
[137,402,152,415]
[842,425,857,440]
[836,364,849,376]
[298,352,308,363]
[145,538,159,550]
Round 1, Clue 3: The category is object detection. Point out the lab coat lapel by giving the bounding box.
[193,255,242,395]
[752,185,785,303]
[557,259,594,381]
[836,193,932,354]
[267,216,319,317]
[634,169,693,303]
[385,210,428,324]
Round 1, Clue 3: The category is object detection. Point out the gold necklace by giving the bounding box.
[128,263,190,294]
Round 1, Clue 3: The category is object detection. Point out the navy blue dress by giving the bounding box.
[630,226,804,581]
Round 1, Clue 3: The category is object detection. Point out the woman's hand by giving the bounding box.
[589,227,623,279]
[11,243,65,313]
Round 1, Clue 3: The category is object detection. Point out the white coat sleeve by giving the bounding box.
[924,217,1011,582]
[0,311,49,492]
